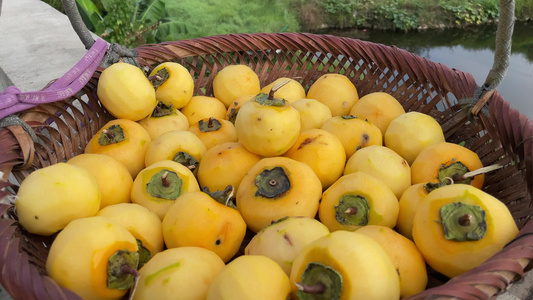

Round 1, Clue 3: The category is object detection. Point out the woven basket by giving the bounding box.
[0,32,532,300]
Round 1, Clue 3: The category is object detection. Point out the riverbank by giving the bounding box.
[297,0,532,32]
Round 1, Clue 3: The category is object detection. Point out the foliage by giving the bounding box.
[439,0,499,26]
[41,0,533,41]
[74,0,165,47]
[68,0,300,47]
[317,0,420,31]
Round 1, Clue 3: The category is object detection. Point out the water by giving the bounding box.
[319,22,533,119]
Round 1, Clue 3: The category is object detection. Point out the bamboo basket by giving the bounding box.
[1,30,533,300]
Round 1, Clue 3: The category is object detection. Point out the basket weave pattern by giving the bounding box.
[0,33,532,300]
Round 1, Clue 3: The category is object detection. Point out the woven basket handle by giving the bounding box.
[472,0,515,115]
[61,0,96,50]
[61,0,140,68]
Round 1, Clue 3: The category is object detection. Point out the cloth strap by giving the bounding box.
[0,38,109,120]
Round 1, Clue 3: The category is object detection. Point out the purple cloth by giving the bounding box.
[0,38,109,120]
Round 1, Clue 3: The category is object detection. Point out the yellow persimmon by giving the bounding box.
[290,230,400,300]
[189,117,238,150]
[46,216,139,300]
[260,77,306,103]
[411,142,484,189]
[283,128,346,189]
[396,183,429,240]
[307,73,359,117]
[319,171,399,232]
[207,255,291,300]
[181,95,227,126]
[356,225,428,299]
[236,157,322,233]
[85,118,151,178]
[131,160,200,220]
[412,184,518,278]
[162,189,247,263]
[133,247,225,300]
[150,62,194,109]
[97,203,165,267]
[197,142,261,192]
[97,62,157,121]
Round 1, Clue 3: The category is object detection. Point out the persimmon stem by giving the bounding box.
[147,74,163,82]
[161,171,170,187]
[124,266,140,300]
[295,281,326,294]
[102,129,114,140]
[268,80,291,100]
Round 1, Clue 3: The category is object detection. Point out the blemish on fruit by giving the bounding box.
[362,133,370,145]
[298,137,316,149]
[283,233,293,246]
[215,239,221,245]
[34,215,38,220]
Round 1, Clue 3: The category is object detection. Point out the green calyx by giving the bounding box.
[439,202,487,241]
[254,92,286,106]
[296,262,343,300]
[107,249,139,290]
[151,102,175,118]
[173,151,199,175]
[227,106,239,124]
[98,124,125,145]
[150,67,170,90]
[199,117,222,132]
[254,167,291,199]
[439,161,472,185]
[136,239,152,270]
[203,185,237,209]
[146,169,183,200]
[425,161,473,192]
[334,194,370,226]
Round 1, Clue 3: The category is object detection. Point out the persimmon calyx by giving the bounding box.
[203,185,237,209]
[98,125,125,145]
[136,239,152,270]
[151,102,175,118]
[149,67,170,90]
[296,262,342,300]
[107,249,139,290]
[254,167,291,198]
[146,169,182,199]
[199,117,222,132]
[334,194,370,226]
[255,92,286,106]
[439,202,487,241]
[173,151,199,175]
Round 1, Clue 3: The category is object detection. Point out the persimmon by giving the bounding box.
[412,184,518,278]
[411,142,484,189]
[162,188,247,263]
[289,230,400,300]
[150,62,194,109]
[46,216,139,300]
[307,73,359,117]
[85,118,151,178]
[236,157,322,233]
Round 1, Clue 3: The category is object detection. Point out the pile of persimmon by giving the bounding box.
[13,61,518,300]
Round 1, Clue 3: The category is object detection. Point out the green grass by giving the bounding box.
[157,0,300,40]
[41,0,533,46]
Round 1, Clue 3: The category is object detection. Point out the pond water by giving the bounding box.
[318,22,533,119]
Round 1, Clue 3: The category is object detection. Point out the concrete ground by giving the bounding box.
[0,0,532,299]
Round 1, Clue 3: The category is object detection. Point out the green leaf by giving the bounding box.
[139,0,166,23]
[75,0,103,31]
